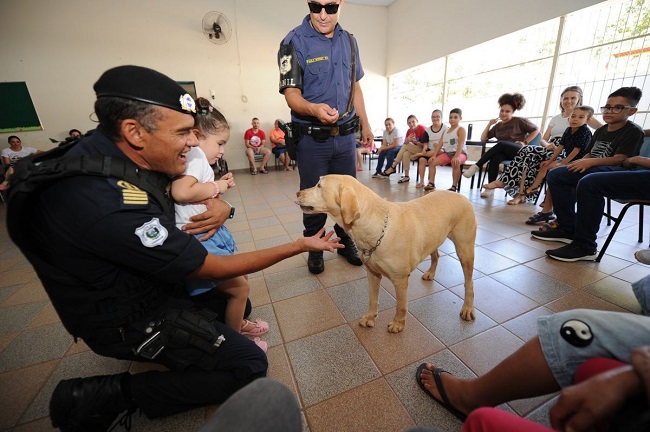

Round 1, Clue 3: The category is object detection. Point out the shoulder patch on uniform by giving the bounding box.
[118,180,149,206]
[280,55,292,75]
[135,217,168,248]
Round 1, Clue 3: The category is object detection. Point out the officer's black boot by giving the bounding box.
[50,372,135,432]
[308,251,324,274]
[337,235,363,266]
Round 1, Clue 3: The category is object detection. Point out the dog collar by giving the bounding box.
[360,213,389,259]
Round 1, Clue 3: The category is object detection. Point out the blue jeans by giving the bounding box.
[296,133,356,237]
[374,146,402,174]
[546,166,650,250]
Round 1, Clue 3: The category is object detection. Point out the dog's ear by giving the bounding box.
[339,186,361,225]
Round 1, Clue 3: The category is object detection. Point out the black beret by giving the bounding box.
[94,65,196,114]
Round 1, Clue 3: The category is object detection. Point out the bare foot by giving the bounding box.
[483,180,504,190]
[507,194,526,205]
[415,183,424,189]
[418,363,473,415]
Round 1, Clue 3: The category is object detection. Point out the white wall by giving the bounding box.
[0,0,387,170]
[385,0,605,75]
[0,0,605,169]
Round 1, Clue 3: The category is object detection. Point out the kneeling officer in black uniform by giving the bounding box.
[8,65,342,431]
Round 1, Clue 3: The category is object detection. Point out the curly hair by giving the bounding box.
[498,93,526,111]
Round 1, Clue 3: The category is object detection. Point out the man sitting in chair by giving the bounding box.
[244,117,271,175]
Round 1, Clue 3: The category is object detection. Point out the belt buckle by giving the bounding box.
[330,126,340,137]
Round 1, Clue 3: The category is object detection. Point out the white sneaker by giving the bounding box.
[372,173,383,178]
[480,188,494,198]
[463,164,479,178]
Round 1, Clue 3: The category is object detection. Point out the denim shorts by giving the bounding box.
[537,309,650,387]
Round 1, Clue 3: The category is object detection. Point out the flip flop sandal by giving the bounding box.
[259,168,268,174]
[397,176,410,183]
[241,318,269,336]
[251,171,258,175]
[423,183,436,191]
[526,211,555,225]
[508,194,525,205]
[415,183,424,189]
[415,364,467,421]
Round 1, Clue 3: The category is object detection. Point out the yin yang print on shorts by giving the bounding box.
[560,319,593,348]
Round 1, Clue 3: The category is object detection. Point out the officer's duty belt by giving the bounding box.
[297,116,359,142]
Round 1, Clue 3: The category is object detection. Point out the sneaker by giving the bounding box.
[480,189,494,198]
[337,236,363,266]
[307,251,324,274]
[463,164,479,178]
[531,227,574,244]
[546,244,597,262]
[635,249,650,265]
[50,373,135,432]
[372,173,383,179]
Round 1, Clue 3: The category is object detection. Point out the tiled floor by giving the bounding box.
[1,162,649,432]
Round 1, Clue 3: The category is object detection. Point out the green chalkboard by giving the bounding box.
[0,82,43,133]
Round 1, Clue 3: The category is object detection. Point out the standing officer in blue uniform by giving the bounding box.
[278,0,374,274]
[9,65,342,431]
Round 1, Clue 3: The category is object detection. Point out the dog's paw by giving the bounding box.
[359,315,376,328]
[421,271,434,281]
[387,321,405,333]
[460,307,476,321]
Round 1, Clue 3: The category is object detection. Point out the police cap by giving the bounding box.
[94,65,196,114]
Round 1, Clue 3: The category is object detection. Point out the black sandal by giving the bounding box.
[397,176,410,183]
[448,185,457,192]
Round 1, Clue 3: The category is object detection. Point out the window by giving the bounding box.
[389,0,650,134]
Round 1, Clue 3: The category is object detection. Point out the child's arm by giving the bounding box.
[452,127,467,162]
[541,145,564,167]
[171,175,219,203]
[558,147,581,165]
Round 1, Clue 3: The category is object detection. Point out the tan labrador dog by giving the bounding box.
[296,174,477,333]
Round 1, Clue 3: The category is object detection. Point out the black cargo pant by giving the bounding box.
[85,297,267,419]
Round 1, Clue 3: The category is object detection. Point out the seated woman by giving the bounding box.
[269,119,292,171]
[462,92,539,198]
[372,118,404,178]
[421,108,468,191]
[484,106,594,206]
[380,114,427,183]
[1,135,41,191]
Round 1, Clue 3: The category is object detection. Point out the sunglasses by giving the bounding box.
[308,2,340,14]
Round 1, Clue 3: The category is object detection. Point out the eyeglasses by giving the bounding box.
[600,105,634,114]
[308,2,340,14]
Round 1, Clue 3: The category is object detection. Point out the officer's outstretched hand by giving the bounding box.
[314,104,339,124]
[297,229,343,252]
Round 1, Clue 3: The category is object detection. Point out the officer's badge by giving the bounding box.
[135,218,168,247]
[179,93,196,113]
[280,55,292,75]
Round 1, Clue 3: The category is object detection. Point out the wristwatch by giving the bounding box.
[223,200,236,219]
